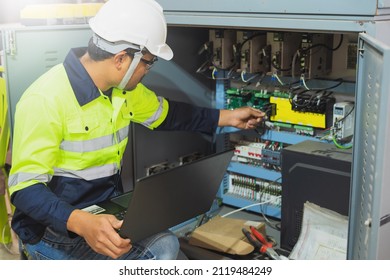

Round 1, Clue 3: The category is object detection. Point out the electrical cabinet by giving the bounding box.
[154,0,390,259]
[1,0,390,259]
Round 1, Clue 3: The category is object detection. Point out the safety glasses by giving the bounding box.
[126,51,158,70]
[140,56,158,70]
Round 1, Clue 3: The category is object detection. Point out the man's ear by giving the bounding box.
[113,51,129,70]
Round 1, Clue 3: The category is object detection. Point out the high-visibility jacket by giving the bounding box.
[9,48,219,243]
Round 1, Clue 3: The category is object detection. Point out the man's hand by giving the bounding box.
[67,209,132,259]
[218,107,265,130]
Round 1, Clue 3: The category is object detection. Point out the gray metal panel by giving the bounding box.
[1,25,92,133]
[157,0,380,16]
[163,12,381,34]
[379,0,390,8]
[157,0,390,32]
[348,33,390,259]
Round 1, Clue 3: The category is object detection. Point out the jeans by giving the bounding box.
[21,228,180,260]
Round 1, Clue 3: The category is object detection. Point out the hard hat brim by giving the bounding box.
[156,44,173,61]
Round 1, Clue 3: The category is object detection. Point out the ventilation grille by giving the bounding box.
[353,43,381,259]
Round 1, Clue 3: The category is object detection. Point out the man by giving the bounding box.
[8,0,264,260]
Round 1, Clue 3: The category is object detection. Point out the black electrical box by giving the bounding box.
[280,140,352,251]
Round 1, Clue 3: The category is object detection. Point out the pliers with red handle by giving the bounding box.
[242,226,281,260]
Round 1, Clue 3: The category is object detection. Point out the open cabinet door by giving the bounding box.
[348,33,390,259]
[1,26,92,134]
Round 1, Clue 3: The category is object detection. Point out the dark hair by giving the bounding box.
[87,37,114,61]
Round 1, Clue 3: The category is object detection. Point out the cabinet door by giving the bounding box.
[1,26,92,133]
[348,33,390,259]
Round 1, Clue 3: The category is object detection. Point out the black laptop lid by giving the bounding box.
[119,149,234,242]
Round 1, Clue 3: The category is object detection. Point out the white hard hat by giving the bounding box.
[89,0,173,60]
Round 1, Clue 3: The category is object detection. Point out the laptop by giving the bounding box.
[82,149,234,243]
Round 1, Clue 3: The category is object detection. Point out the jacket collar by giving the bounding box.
[63,48,101,106]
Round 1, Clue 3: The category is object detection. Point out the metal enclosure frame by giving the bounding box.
[154,0,390,259]
[348,33,390,259]
[1,0,390,259]
[157,0,389,16]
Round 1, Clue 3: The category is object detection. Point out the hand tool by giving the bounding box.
[242,226,282,260]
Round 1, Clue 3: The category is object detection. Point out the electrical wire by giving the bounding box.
[301,34,344,53]
[300,75,310,90]
[196,40,238,73]
[332,134,353,149]
[289,86,335,116]
[255,72,267,87]
[257,176,282,230]
[259,192,281,231]
[220,196,282,218]
[198,67,238,80]
[297,77,345,92]
[212,67,217,80]
[272,72,285,86]
[316,127,332,141]
[202,31,268,74]
[291,50,300,81]
[221,174,282,232]
[240,70,261,83]
[271,59,292,72]
[291,34,344,85]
